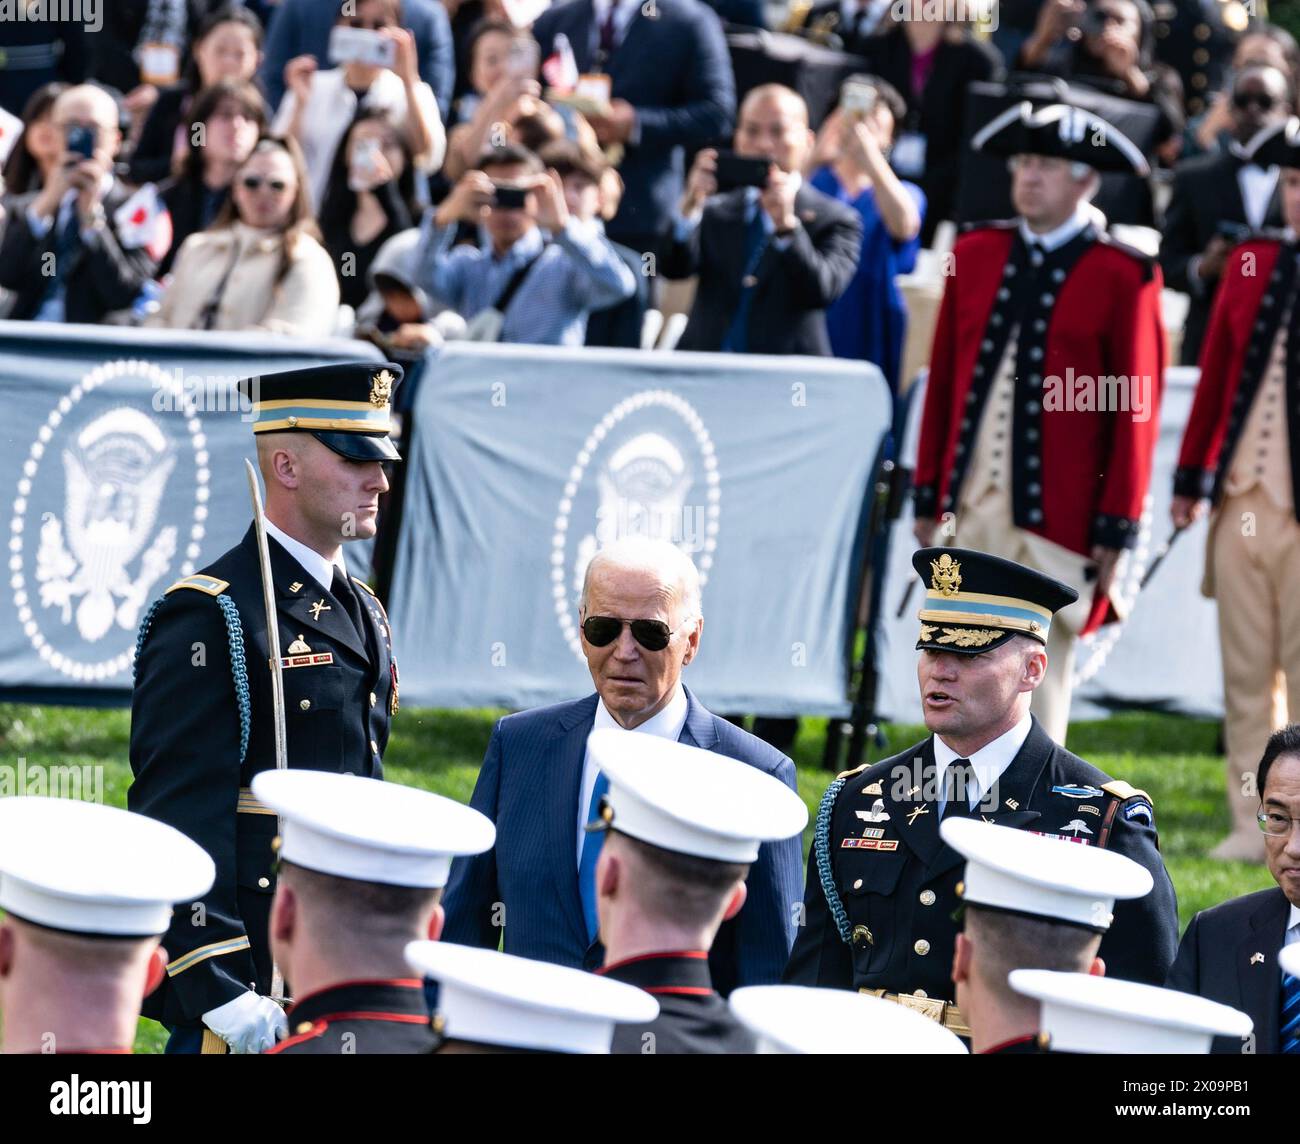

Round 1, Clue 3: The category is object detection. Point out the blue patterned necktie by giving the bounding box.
[1283,969,1300,1054]
[720,197,769,353]
[578,771,610,944]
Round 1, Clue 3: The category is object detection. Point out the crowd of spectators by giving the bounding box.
[0,0,1296,401]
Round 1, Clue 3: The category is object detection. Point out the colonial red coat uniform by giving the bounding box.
[915,220,1167,636]
[1175,235,1300,859]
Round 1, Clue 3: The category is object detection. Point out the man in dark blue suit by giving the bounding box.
[531,0,736,264]
[442,538,803,994]
[1168,725,1300,1054]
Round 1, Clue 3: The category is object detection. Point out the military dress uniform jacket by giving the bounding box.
[785,718,1179,995]
[1175,237,1300,521]
[603,951,758,1055]
[129,526,396,1026]
[265,980,436,1055]
[914,222,1166,635]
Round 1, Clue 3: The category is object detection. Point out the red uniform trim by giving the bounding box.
[980,1033,1038,1054]
[597,949,709,974]
[265,1019,328,1053]
[642,986,714,996]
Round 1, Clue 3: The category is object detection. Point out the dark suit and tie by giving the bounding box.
[663,183,862,355]
[1167,887,1300,1054]
[1160,149,1283,364]
[442,687,803,994]
[532,0,737,257]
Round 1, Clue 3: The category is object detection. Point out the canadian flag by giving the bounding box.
[542,32,579,93]
[113,183,173,263]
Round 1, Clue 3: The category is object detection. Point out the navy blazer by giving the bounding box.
[532,0,736,247]
[1167,886,1293,1054]
[442,688,803,994]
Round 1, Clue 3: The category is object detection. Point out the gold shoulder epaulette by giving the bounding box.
[836,762,870,782]
[350,576,378,598]
[165,574,229,596]
[1102,779,1151,803]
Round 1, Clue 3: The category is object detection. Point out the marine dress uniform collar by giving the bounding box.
[263,517,347,593]
[282,978,430,1035]
[597,950,714,996]
[932,714,1033,813]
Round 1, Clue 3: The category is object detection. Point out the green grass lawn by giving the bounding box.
[0,703,1275,1054]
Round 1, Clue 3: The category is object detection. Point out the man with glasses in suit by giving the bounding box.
[442,536,802,995]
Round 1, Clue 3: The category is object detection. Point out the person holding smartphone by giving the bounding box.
[273,0,445,210]
[412,142,635,345]
[0,84,160,324]
[807,75,924,389]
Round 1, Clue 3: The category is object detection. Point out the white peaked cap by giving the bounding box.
[586,728,808,863]
[252,770,495,889]
[940,817,1153,931]
[729,985,969,1055]
[1009,970,1254,1053]
[405,941,659,1054]
[1281,944,1300,979]
[0,797,215,937]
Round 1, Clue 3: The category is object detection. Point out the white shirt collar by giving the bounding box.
[1287,902,1300,939]
[933,714,1033,811]
[1020,204,1092,252]
[263,517,347,593]
[592,683,689,740]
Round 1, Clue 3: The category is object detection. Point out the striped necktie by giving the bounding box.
[1283,969,1300,1054]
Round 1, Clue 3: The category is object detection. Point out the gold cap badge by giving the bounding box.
[370,369,396,408]
[929,553,962,596]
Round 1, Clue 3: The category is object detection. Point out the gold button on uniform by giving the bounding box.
[257,877,270,889]
[369,692,377,707]
[296,1021,313,1035]
[914,939,931,956]
[370,739,379,754]
[920,889,936,906]
[1194,22,1210,40]
[853,878,863,889]
[1193,47,1209,64]
[299,699,310,711]
[914,989,928,998]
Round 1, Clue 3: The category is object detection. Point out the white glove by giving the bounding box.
[202,991,288,1054]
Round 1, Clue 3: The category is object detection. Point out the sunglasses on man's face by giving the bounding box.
[1233,91,1278,111]
[582,615,679,652]
[240,175,290,193]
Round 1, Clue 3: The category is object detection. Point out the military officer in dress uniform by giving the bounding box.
[1009,969,1253,1052]
[941,816,1155,1054]
[583,730,808,1054]
[250,770,495,1055]
[1153,0,1252,119]
[784,548,1179,1032]
[0,798,214,1054]
[128,360,404,1054]
[912,101,1167,745]
[404,942,659,1054]
[1173,118,1300,863]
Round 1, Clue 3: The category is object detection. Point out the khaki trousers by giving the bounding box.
[1211,488,1300,847]
[953,486,1094,746]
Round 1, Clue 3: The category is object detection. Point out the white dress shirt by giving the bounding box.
[591,0,641,56]
[263,517,347,592]
[1019,203,1092,253]
[933,714,1033,816]
[1286,903,1300,952]
[576,684,689,863]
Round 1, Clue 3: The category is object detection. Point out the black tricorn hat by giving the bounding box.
[972,101,1150,177]
[238,361,402,462]
[912,547,1078,656]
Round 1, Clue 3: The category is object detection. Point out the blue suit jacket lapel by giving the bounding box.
[677,686,718,750]
[566,0,597,74]
[1237,889,1289,1051]
[549,694,600,951]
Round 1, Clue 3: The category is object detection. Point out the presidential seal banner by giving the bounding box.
[0,322,381,703]
[389,343,892,716]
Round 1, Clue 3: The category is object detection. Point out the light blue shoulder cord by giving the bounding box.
[814,774,853,943]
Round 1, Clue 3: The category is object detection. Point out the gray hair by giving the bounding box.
[580,537,702,621]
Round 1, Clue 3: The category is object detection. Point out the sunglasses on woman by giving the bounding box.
[1233,91,1278,112]
[240,175,290,193]
[581,616,685,652]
